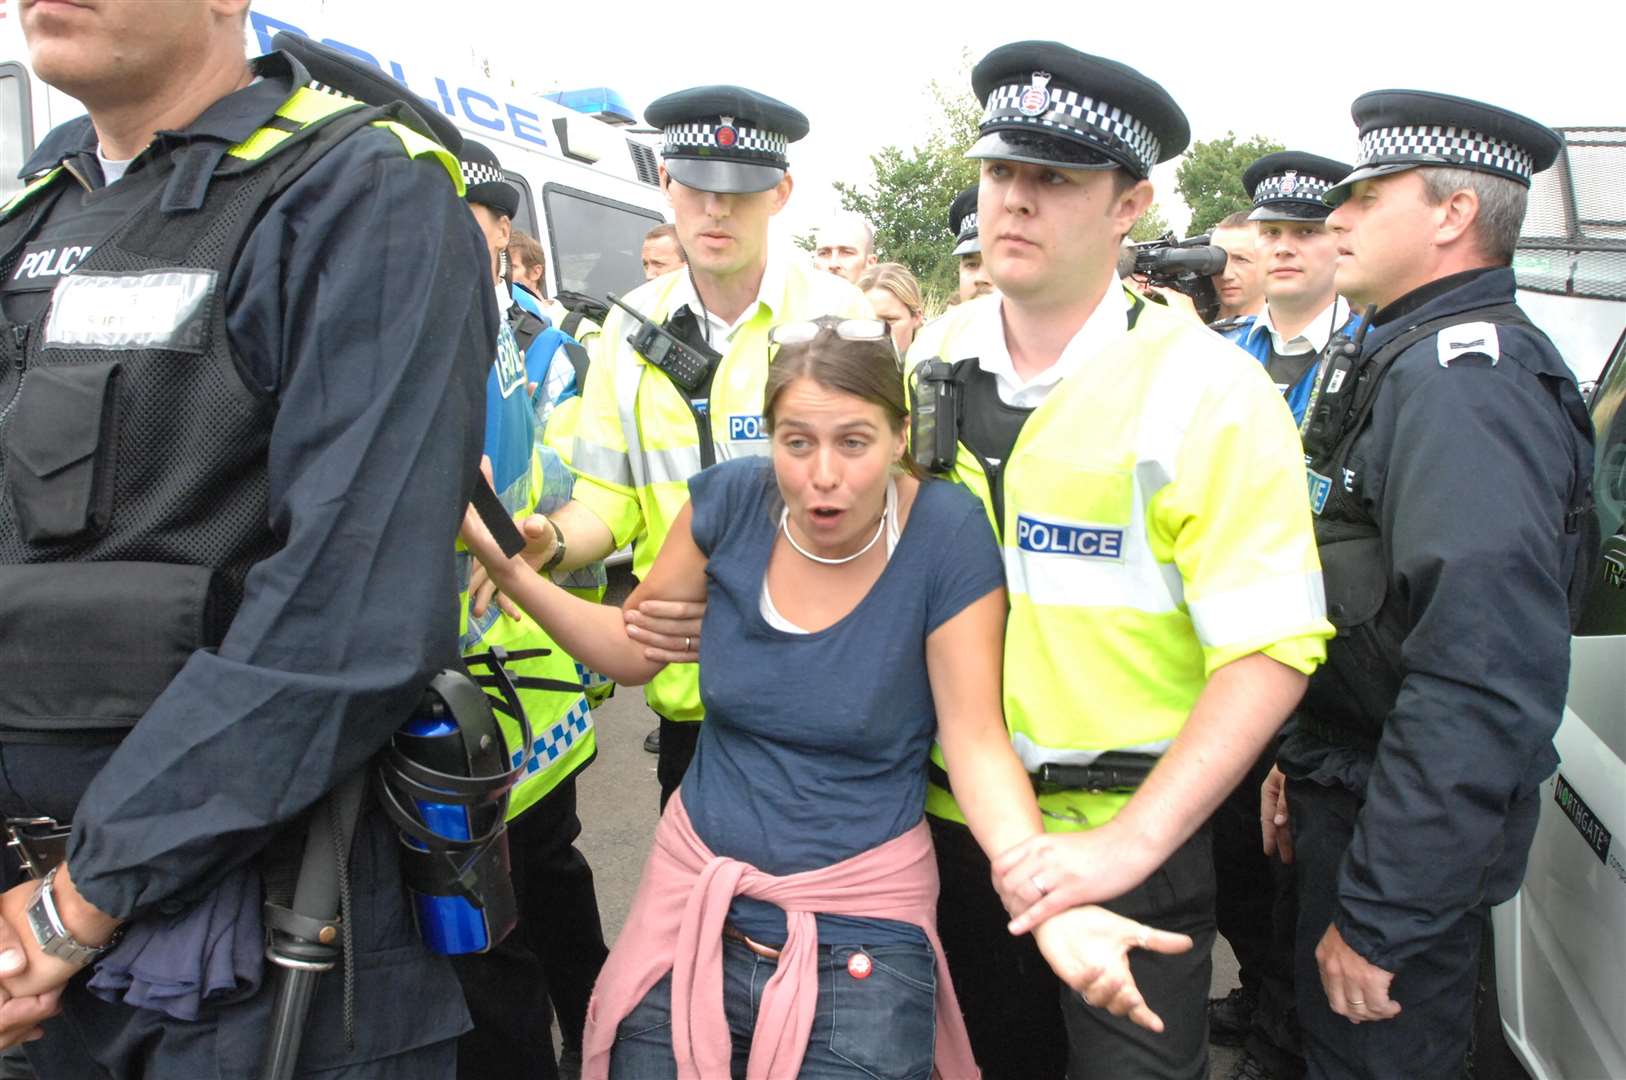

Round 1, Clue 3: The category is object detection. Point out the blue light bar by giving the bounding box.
[545,87,637,126]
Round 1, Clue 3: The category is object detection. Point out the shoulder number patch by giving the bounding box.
[1437,321,1500,367]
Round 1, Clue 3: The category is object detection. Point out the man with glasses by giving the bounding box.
[504,85,870,805]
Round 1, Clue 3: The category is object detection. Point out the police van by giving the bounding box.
[1,0,668,323]
[1474,127,1626,1080]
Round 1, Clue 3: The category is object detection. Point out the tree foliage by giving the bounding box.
[1174,132,1284,234]
[1128,203,1171,243]
[833,62,981,308]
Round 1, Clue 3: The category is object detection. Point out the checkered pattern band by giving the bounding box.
[957,211,979,242]
[663,121,788,163]
[460,160,506,188]
[983,80,1160,175]
[1356,125,1535,182]
[306,81,355,100]
[1253,171,1335,206]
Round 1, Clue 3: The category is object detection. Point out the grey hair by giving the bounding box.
[1417,167,1527,265]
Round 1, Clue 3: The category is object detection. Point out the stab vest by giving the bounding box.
[0,88,460,741]
[1297,303,1594,747]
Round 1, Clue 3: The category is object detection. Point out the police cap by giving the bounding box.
[645,85,809,195]
[458,139,519,220]
[949,184,980,256]
[1244,151,1351,222]
[968,42,1189,179]
[1324,89,1562,206]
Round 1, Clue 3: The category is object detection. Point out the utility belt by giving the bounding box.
[927,750,1158,798]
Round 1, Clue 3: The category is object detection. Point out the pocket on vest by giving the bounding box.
[4,360,121,543]
[0,561,218,736]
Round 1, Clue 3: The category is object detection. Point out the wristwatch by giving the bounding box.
[26,865,118,966]
[539,516,566,572]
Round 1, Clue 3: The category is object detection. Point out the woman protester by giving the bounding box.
[459,317,1190,1079]
[857,261,926,360]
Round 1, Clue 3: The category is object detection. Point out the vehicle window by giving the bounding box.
[504,171,536,242]
[0,63,34,204]
[1576,330,1626,637]
[541,183,664,301]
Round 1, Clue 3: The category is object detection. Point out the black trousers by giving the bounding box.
[1287,779,1485,1080]
[930,815,1068,1080]
[654,714,701,812]
[453,778,608,1079]
[1056,826,1216,1080]
[1211,741,1303,1076]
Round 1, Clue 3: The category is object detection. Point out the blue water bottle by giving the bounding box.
[377,658,527,954]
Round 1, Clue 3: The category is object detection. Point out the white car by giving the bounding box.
[1476,323,1626,1080]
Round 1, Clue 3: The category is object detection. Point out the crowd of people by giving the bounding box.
[0,4,1598,1080]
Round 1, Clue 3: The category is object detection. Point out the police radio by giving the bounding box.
[909,357,964,473]
[1300,305,1377,461]
[607,294,722,394]
[375,650,529,954]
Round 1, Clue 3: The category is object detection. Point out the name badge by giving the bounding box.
[1015,514,1125,561]
[728,413,767,441]
[44,269,215,353]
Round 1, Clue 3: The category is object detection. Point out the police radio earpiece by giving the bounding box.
[909,357,964,473]
[1301,305,1377,459]
[607,293,722,395]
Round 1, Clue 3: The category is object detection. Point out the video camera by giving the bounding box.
[1126,232,1228,323]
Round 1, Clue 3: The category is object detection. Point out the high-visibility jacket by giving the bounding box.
[909,291,1334,831]
[460,295,592,821]
[570,258,869,723]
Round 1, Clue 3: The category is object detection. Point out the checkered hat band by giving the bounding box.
[663,122,788,161]
[958,211,979,240]
[1253,173,1334,205]
[1357,125,1535,180]
[460,160,506,188]
[983,82,1160,174]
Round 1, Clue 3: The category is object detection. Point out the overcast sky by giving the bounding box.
[420,0,1625,241]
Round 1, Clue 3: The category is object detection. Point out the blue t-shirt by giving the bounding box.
[683,456,1005,944]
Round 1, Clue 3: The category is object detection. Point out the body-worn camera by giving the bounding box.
[909,358,963,474]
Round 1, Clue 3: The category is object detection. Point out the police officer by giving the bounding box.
[449,140,607,1080]
[1220,153,1359,425]
[908,42,1334,1080]
[502,85,871,807]
[0,3,490,1075]
[1261,92,1594,1080]
[948,183,994,302]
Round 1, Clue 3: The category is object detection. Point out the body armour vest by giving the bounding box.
[1296,302,1592,747]
[0,97,387,740]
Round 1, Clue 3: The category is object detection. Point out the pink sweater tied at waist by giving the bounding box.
[580,790,979,1080]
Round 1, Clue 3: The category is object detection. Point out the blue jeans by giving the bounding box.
[611,937,937,1080]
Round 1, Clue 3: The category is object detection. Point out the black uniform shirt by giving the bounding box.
[1281,267,1592,972]
[9,56,496,919]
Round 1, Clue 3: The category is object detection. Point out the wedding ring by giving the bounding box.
[1135,925,1150,949]
[684,636,692,650]
[1349,998,1366,1006]
[1031,874,1047,896]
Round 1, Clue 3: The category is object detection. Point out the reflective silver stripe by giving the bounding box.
[1011,733,1174,774]
[570,438,633,489]
[646,444,704,486]
[1187,572,1328,650]
[614,341,650,492]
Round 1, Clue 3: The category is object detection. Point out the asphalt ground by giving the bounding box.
[569,567,1246,1078]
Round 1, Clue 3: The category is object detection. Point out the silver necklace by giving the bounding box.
[779,506,885,566]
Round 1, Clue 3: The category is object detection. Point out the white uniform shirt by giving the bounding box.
[1251,295,1350,357]
[972,273,1131,408]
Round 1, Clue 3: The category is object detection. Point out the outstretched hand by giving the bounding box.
[1030,905,1193,1033]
